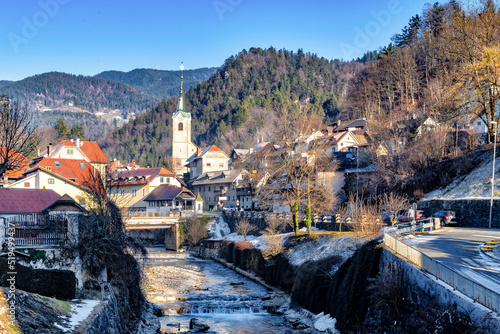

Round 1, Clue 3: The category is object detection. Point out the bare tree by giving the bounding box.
[0,95,39,178]
[380,192,409,226]
[261,215,286,260]
[183,217,208,245]
[258,112,337,236]
[235,218,257,240]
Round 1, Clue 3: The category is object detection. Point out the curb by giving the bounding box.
[478,241,500,264]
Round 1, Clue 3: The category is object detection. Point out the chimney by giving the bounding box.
[37,147,40,156]
[75,138,80,147]
[47,143,52,156]
[197,147,202,155]
[132,159,136,164]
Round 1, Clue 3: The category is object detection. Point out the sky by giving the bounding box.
[0,0,432,81]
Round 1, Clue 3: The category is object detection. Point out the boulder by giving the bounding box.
[189,318,210,332]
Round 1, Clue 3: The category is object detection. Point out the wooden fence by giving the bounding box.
[5,214,68,246]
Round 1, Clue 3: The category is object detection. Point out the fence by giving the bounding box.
[384,232,500,315]
[5,214,68,246]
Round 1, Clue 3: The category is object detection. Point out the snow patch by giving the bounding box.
[424,152,500,200]
[314,312,340,333]
[55,299,100,332]
[207,216,231,240]
[287,235,358,268]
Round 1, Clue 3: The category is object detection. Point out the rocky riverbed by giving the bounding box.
[140,249,338,334]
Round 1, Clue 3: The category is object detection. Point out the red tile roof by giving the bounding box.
[25,158,102,192]
[77,141,108,164]
[0,188,73,213]
[0,147,28,179]
[35,140,108,164]
[107,167,175,186]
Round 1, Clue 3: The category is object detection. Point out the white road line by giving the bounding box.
[472,234,500,238]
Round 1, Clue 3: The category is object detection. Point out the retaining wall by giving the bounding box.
[0,257,76,299]
[381,249,500,331]
[418,199,500,227]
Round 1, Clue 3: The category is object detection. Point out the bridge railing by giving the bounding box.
[384,230,500,315]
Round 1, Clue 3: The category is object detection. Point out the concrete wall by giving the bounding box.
[418,199,500,227]
[381,249,500,331]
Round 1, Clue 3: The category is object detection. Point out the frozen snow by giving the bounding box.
[206,216,231,240]
[313,312,340,333]
[55,299,101,332]
[424,152,500,200]
[287,234,359,268]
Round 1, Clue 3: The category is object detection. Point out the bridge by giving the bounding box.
[124,212,189,251]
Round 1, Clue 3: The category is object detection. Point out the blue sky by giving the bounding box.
[0,0,431,81]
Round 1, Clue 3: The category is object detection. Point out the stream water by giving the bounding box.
[144,248,293,333]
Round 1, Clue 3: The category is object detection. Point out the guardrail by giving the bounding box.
[384,225,500,315]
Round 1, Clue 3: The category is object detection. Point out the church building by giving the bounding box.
[172,63,197,177]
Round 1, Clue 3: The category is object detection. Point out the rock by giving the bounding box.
[189,318,210,331]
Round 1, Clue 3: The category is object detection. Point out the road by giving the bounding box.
[402,227,500,291]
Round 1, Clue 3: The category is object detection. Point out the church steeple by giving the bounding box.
[177,63,185,113]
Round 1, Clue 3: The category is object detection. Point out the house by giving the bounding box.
[0,189,84,257]
[416,116,439,135]
[5,158,103,207]
[291,131,324,152]
[189,169,248,211]
[106,167,181,211]
[236,172,269,210]
[0,147,29,186]
[229,148,251,169]
[185,145,230,180]
[0,188,85,216]
[33,139,109,176]
[107,159,140,172]
[327,119,367,134]
[310,131,361,153]
[143,184,197,214]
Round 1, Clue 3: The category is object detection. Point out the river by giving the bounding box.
[143,248,294,333]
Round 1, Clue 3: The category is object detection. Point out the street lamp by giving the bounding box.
[489,121,497,229]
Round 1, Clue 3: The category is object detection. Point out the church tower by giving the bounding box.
[172,63,196,176]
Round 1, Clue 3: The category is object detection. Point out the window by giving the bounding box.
[54,161,61,167]
[166,177,170,184]
[120,190,125,196]
[79,163,86,169]
[219,163,224,168]
[160,177,164,183]
[208,186,211,191]
[132,189,137,197]
[206,162,211,167]
[67,149,73,155]
[24,182,30,188]
[48,178,55,184]
[214,197,217,202]
[178,122,183,131]
[142,189,145,196]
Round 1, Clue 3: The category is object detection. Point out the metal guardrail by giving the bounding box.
[384,229,500,315]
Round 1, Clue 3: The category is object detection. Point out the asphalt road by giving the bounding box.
[402,227,500,291]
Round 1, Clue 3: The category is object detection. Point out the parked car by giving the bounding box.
[398,210,428,223]
[222,205,237,212]
[431,210,457,225]
[381,211,396,225]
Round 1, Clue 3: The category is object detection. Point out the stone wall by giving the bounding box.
[418,199,500,227]
[0,257,76,299]
[81,298,122,334]
[380,249,500,332]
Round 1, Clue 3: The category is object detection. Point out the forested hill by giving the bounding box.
[0,72,160,113]
[95,67,217,98]
[99,47,363,167]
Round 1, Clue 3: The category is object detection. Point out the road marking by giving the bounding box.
[472,234,500,239]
